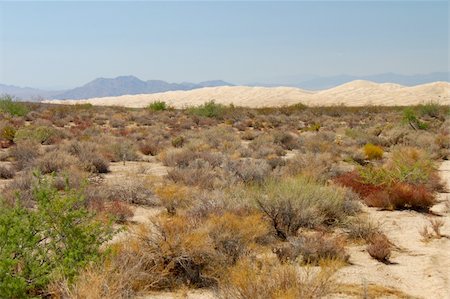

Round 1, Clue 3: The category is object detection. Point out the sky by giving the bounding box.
[0,1,448,89]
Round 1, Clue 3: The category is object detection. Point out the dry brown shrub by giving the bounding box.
[166,162,220,189]
[219,258,339,299]
[420,218,445,241]
[155,183,191,215]
[273,130,300,150]
[34,149,78,174]
[0,165,14,179]
[367,232,391,263]
[224,158,271,184]
[10,140,40,170]
[274,233,349,265]
[206,212,269,264]
[281,152,336,181]
[159,148,199,167]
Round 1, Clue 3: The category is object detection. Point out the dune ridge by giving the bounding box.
[44,80,450,108]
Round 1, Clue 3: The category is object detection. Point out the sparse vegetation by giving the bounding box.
[0,100,447,298]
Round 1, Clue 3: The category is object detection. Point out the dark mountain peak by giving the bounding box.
[50,76,234,99]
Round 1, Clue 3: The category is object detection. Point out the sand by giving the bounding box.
[336,161,450,299]
[44,80,450,108]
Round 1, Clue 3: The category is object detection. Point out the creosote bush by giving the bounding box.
[187,101,227,118]
[148,100,168,111]
[0,95,29,116]
[0,176,114,298]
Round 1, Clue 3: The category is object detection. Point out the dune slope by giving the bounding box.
[45,81,450,108]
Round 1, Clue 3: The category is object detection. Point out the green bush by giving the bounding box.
[0,176,114,298]
[14,126,57,144]
[147,101,168,111]
[0,95,29,117]
[0,126,16,142]
[187,101,226,118]
[417,101,445,118]
[402,107,427,130]
[250,176,358,239]
[358,146,435,186]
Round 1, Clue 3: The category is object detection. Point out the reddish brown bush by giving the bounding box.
[334,171,383,198]
[335,172,436,211]
[387,183,436,211]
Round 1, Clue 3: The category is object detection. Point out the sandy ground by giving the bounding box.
[337,161,450,299]
[131,160,450,299]
[44,80,450,108]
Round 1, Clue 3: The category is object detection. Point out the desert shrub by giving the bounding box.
[0,177,114,298]
[187,101,226,118]
[206,212,269,264]
[358,146,443,192]
[107,140,139,162]
[343,216,380,241]
[66,141,109,173]
[417,101,444,118]
[14,125,58,144]
[104,200,134,224]
[136,215,222,288]
[273,131,299,150]
[86,180,158,206]
[171,135,185,148]
[366,183,436,211]
[402,107,428,130]
[0,96,29,116]
[336,171,437,211]
[0,125,16,142]
[10,140,40,170]
[420,218,445,241]
[167,161,220,189]
[224,159,271,184]
[281,152,336,181]
[363,143,383,160]
[219,258,338,299]
[274,233,349,265]
[156,183,191,215]
[253,176,358,240]
[0,165,14,179]
[139,138,167,156]
[160,148,199,167]
[240,130,258,141]
[148,100,168,111]
[34,150,78,174]
[249,134,285,158]
[302,131,337,154]
[367,232,391,263]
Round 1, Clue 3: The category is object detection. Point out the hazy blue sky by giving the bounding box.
[0,1,448,89]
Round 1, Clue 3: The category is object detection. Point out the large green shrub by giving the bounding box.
[13,126,57,144]
[0,176,114,297]
[187,101,226,118]
[0,95,29,117]
[147,100,168,111]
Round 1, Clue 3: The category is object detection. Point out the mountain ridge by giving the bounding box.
[1,72,448,100]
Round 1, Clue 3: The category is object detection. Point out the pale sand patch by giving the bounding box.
[44,80,450,108]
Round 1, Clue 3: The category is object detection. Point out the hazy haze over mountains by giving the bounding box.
[0,72,448,101]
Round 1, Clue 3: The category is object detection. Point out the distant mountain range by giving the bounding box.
[1,72,448,100]
[0,76,234,100]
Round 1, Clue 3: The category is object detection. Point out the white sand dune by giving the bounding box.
[44,80,450,108]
